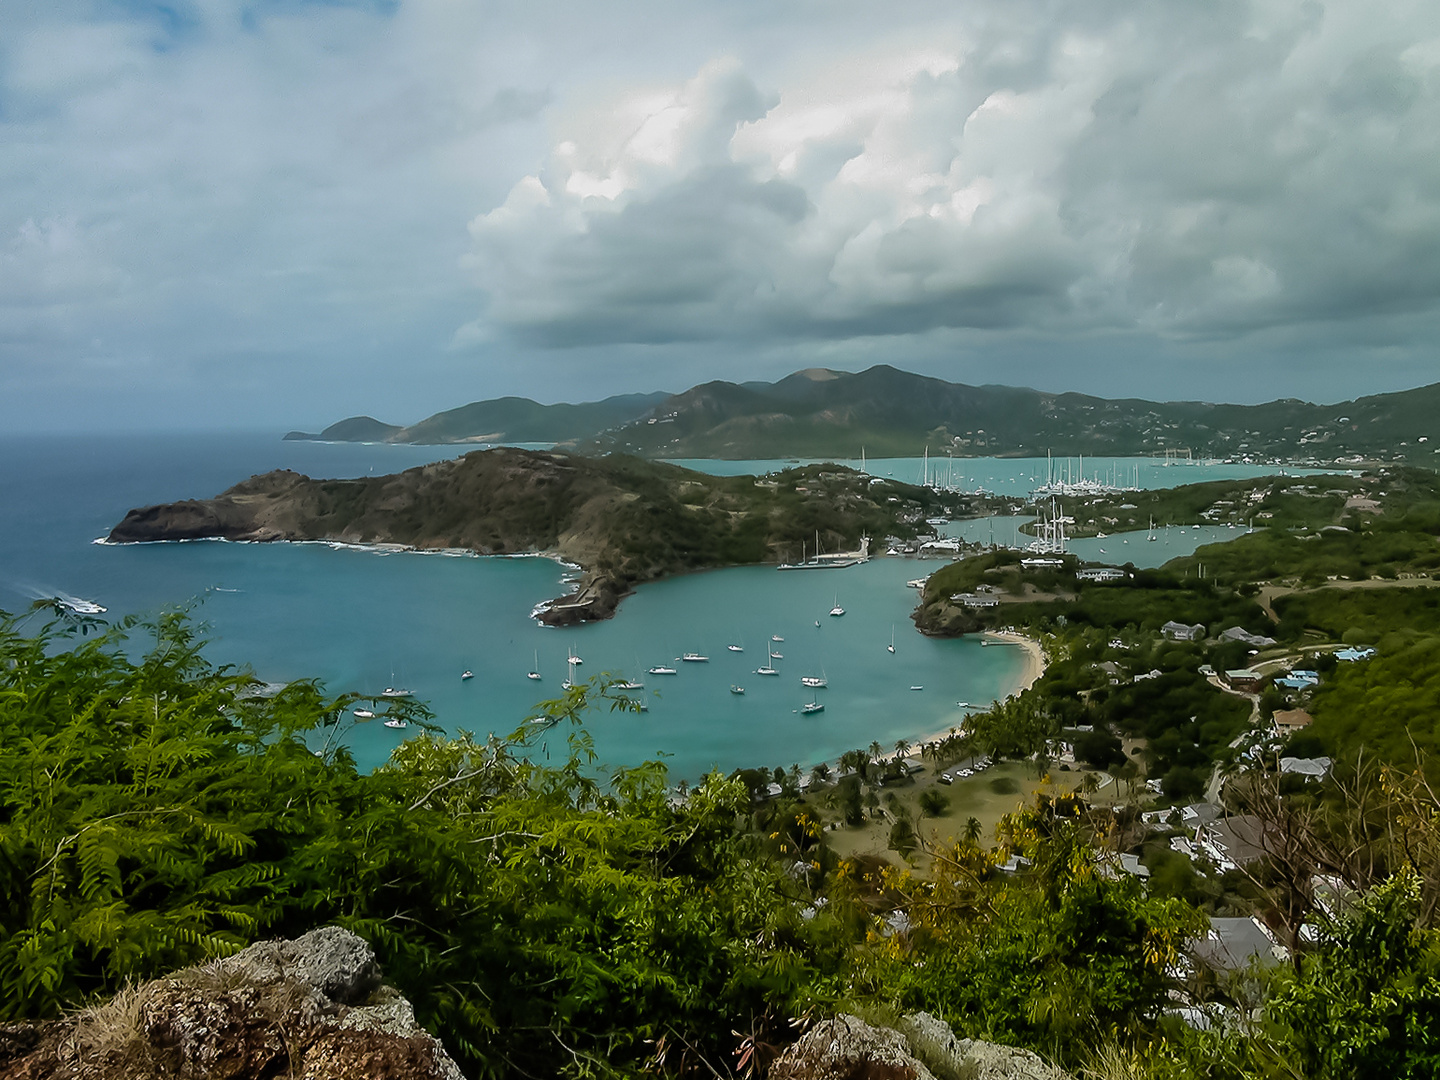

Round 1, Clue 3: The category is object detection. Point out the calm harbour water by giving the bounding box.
[0,434,1305,778]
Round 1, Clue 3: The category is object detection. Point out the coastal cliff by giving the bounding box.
[109,448,965,624]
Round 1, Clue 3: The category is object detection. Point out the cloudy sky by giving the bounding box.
[3,0,1439,432]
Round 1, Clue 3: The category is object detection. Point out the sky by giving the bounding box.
[3,0,1440,432]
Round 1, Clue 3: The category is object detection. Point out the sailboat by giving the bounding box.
[527,650,542,681]
[887,625,896,654]
[647,663,678,675]
[561,655,578,690]
[727,635,744,653]
[800,667,828,689]
[1147,516,1157,542]
[829,593,845,617]
[756,647,780,676]
[801,691,824,715]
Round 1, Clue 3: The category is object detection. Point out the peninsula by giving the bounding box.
[108,447,966,624]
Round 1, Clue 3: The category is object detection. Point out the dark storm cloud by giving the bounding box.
[468,1,1440,360]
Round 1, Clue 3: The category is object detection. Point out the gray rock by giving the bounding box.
[899,1012,1071,1080]
[217,925,380,1004]
[771,1013,938,1080]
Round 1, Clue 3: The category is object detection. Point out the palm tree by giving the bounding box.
[963,816,983,846]
[894,738,910,760]
[869,740,884,762]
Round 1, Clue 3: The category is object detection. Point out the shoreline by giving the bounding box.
[892,630,1046,759]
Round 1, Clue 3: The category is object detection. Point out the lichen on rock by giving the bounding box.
[0,927,463,1080]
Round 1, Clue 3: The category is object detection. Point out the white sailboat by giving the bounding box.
[756,646,780,676]
[647,664,678,675]
[800,668,827,689]
[527,650,541,681]
[829,593,845,617]
[887,625,896,654]
[562,655,578,690]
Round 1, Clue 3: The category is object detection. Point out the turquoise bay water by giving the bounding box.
[0,435,1305,778]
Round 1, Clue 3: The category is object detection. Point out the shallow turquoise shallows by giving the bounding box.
[0,434,1310,778]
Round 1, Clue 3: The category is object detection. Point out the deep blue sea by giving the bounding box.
[0,435,1313,779]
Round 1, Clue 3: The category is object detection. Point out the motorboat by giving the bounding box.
[460,670,474,681]
[769,651,783,659]
[772,634,784,642]
[57,596,106,615]
[618,679,645,690]
[648,665,678,675]
[727,644,744,653]
[909,685,924,691]
[681,653,709,662]
[383,718,408,729]
[730,685,746,695]
[353,708,375,719]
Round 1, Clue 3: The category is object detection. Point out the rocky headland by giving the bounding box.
[108,447,965,625]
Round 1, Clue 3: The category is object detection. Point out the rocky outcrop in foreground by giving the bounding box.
[0,927,463,1080]
[771,1012,1071,1080]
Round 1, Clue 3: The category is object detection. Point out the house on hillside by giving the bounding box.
[1273,708,1314,735]
[1224,669,1266,692]
[1076,567,1127,582]
[1162,620,1206,641]
[1193,917,1284,971]
[1220,626,1278,648]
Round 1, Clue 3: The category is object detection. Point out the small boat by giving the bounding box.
[527,650,541,681]
[618,679,645,690]
[772,635,784,642]
[730,685,746,695]
[383,718,408,729]
[57,596,106,615]
[909,685,924,691]
[727,644,744,653]
[461,670,474,681]
[887,625,896,654]
[648,665,678,675]
[681,653,709,662]
[769,651,783,659]
[381,687,413,699]
[801,700,825,715]
[815,620,820,628]
[956,701,971,708]
[353,708,375,719]
[829,594,845,617]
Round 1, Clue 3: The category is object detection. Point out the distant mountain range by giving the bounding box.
[286,366,1440,462]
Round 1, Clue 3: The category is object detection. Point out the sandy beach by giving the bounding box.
[890,630,1048,759]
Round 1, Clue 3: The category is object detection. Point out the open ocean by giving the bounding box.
[0,434,1316,779]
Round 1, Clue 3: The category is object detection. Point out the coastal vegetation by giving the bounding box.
[288,364,1440,462]
[106,448,969,624]
[6,603,1440,1078]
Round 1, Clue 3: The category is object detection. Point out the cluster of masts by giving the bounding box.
[1027,496,1070,555]
[1030,452,1140,498]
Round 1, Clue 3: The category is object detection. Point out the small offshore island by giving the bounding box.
[107,446,969,624]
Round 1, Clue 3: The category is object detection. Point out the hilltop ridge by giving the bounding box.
[289,365,1440,462]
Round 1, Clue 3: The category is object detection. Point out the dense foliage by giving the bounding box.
[8,603,1440,1079]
